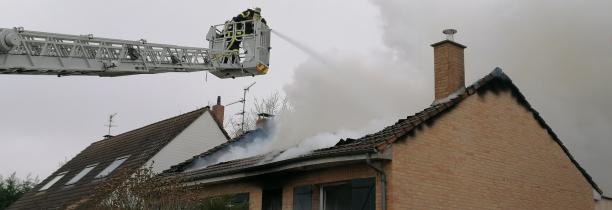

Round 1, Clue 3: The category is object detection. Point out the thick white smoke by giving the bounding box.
[191,53,430,169]
[194,1,612,196]
[370,0,612,194]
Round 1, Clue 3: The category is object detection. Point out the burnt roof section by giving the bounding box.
[164,128,270,173]
[175,68,602,194]
[9,108,210,210]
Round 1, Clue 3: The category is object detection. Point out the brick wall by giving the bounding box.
[387,90,594,210]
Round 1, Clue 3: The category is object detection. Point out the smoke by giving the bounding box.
[189,53,429,169]
[190,1,612,196]
[369,0,612,194]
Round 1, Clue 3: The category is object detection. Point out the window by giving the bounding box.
[199,193,249,210]
[322,178,375,210]
[65,163,98,185]
[262,188,282,210]
[39,171,68,191]
[95,156,129,178]
[293,186,312,210]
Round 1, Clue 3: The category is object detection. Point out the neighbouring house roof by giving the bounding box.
[169,68,602,194]
[9,108,215,209]
[164,128,271,173]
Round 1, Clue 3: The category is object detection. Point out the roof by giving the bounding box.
[9,108,211,209]
[164,128,271,173]
[173,68,602,194]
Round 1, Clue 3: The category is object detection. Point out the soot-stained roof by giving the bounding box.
[9,108,210,210]
[171,68,602,194]
[164,128,271,173]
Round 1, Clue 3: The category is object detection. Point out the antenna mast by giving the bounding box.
[104,113,117,138]
[240,82,256,132]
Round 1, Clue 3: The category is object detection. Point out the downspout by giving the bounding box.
[366,153,387,210]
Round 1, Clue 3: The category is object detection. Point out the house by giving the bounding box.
[9,99,229,210]
[164,37,603,210]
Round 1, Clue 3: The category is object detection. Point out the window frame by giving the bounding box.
[293,185,313,210]
[65,163,98,185]
[95,155,130,179]
[319,178,376,210]
[38,171,69,191]
[320,181,351,210]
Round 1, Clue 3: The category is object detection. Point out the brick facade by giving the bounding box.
[387,90,594,210]
[187,89,595,210]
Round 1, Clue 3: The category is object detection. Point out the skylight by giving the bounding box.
[95,156,129,178]
[39,171,68,191]
[65,164,98,185]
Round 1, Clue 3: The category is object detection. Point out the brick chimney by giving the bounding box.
[211,96,224,126]
[255,113,274,129]
[431,29,466,101]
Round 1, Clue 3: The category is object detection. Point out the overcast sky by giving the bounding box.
[1,0,610,195]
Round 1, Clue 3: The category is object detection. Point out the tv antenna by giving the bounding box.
[443,29,457,41]
[104,113,117,139]
[239,82,256,132]
[223,82,256,133]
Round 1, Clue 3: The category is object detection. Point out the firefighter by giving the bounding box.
[225,8,267,63]
[232,8,267,34]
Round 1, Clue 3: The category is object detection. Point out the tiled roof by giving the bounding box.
[9,108,210,210]
[164,129,270,173]
[175,68,602,194]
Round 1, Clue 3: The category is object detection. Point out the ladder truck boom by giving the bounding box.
[0,19,270,78]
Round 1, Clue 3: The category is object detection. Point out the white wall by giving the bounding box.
[146,111,227,174]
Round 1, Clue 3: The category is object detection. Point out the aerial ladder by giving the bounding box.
[0,16,271,79]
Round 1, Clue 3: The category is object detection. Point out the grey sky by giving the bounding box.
[1,0,610,196]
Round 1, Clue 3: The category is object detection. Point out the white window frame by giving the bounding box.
[95,155,130,179]
[65,163,98,185]
[320,181,350,210]
[38,171,69,191]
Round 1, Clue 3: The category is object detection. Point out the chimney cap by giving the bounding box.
[442,29,458,40]
[216,96,221,105]
[257,113,275,118]
[430,39,466,49]
[431,29,466,48]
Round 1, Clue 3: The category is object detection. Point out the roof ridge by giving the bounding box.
[174,68,602,195]
[92,107,209,144]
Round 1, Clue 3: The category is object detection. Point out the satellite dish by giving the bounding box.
[442,29,457,40]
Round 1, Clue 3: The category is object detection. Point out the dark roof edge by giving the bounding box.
[603,195,612,200]
[92,107,210,144]
[182,151,385,185]
[495,68,603,195]
[430,39,467,48]
[383,67,603,194]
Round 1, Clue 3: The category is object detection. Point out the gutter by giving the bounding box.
[184,152,386,186]
[366,152,387,210]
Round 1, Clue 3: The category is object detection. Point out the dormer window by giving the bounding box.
[95,156,129,178]
[38,171,68,191]
[65,164,98,185]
